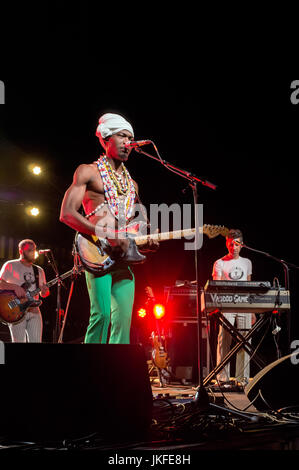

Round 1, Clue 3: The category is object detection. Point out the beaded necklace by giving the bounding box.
[96,155,136,221]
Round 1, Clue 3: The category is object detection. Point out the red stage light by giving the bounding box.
[138,308,147,318]
[153,304,165,319]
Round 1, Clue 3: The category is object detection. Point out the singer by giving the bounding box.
[0,239,50,342]
[60,112,158,344]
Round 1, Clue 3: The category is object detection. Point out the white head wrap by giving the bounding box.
[96,113,134,148]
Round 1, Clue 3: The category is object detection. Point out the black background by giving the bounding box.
[0,5,298,364]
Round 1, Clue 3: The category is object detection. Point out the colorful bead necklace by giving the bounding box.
[96,155,136,221]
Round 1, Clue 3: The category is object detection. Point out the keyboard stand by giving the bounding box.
[203,310,271,387]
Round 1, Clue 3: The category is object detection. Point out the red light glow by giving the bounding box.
[138,308,147,318]
[153,304,165,319]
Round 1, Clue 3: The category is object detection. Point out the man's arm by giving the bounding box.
[59,164,98,235]
[39,268,50,298]
[212,260,223,280]
[247,259,252,281]
[0,279,26,298]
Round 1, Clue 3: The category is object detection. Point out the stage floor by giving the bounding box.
[150,377,258,411]
[0,343,299,453]
[143,379,299,452]
[1,378,299,453]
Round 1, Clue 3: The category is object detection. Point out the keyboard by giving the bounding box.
[202,281,290,313]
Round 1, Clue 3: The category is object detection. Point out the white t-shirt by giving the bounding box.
[212,256,253,318]
[0,259,46,300]
[212,256,252,281]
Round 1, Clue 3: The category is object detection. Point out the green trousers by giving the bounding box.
[84,267,135,344]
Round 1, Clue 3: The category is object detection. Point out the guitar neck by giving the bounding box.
[135,224,229,245]
[29,267,82,297]
[47,268,76,288]
[135,228,196,245]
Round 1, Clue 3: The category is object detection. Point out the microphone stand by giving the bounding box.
[239,243,299,354]
[134,143,216,407]
[44,251,65,343]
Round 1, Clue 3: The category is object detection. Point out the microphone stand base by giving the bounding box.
[193,385,210,411]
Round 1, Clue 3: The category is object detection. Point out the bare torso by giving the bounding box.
[59,155,157,251]
[81,162,106,225]
[81,162,137,230]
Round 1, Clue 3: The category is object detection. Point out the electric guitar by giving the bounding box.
[146,286,169,371]
[0,265,84,325]
[75,223,229,275]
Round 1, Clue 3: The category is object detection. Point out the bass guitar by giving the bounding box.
[75,224,229,275]
[0,265,84,325]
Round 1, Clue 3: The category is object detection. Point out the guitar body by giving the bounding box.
[0,290,42,325]
[0,266,84,325]
[75,233,114,274]
[75,224,146,276]
[151,333,169,370]
[0,290,29,324]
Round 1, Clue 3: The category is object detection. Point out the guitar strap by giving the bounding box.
[135,192,150,226]
[32,264,40,289]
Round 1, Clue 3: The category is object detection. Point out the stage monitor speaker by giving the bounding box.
[167,322,210,383]
[245,351,299,411]
[0,344,153,441]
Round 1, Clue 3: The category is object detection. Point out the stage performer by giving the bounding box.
[212,229,254,387]
[0,239,50,342]
[60,112,158,344]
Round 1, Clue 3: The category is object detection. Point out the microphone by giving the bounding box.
[124,140,151,149]
[38,249,51,254]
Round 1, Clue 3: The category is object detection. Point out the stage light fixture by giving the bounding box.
[32,165,42,175]
[138,308,147,318]
[30,207,40,217]
[153,304,165,319]
[28,163,42,175]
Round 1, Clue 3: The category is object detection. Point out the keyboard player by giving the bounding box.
[212,229,254,387]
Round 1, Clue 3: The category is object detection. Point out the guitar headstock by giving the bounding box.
[203,224,230,239]
[145,286,155,302]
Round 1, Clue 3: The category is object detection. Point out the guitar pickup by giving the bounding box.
[8,299,19,309]
[96,242,105,256]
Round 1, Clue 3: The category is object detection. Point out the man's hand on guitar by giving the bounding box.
[139,229,160,253]
[106,237,130,256]
[40,284,50,298]
[12,284,26,298]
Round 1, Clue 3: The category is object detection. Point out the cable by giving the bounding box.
[257,390,299,424]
